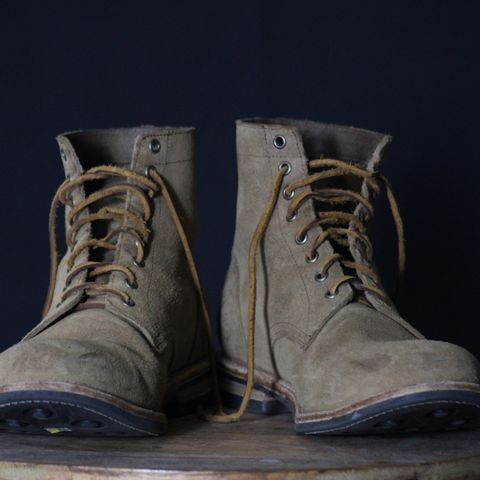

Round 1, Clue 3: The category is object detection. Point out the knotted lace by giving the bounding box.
[207,158,405,423]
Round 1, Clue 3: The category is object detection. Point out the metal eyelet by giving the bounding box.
[325,290,336,299]
[278,161,292,175]
[306,252,319,264]
[273,135,287,149]
[283,187,295,200]
[295,232,308,245]
[125,279,138,289]
[315,271,328,282]
[123,298,135,307]
[60,149,66,162]
[55,302,62,309]
[133,258,145,268]
[286,211,297,222]
[144,165,155,177]
[149,139,161,154]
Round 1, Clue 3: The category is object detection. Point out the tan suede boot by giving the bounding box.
[0,126,213,436]
[219,118,480,434]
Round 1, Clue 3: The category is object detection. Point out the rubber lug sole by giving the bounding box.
[0,390,164,436]
[222,371,480,435]
[0,373,212,436]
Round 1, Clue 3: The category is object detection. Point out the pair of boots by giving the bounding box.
[0,118,479,437]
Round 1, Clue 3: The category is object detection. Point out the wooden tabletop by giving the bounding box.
[0,413,479,479]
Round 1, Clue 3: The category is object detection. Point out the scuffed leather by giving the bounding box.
[220,118,480,414]
[0,126,209,412]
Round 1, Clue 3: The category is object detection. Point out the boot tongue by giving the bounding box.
[295,122,391,303]
[293,122,391,220]
[63,128,141,169]
[62,130,139,268]
[293,122,390,168]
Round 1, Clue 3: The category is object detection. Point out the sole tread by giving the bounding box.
[0,394,164,436]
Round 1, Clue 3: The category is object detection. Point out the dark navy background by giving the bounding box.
[0,1,479,357]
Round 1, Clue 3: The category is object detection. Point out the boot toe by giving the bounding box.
[378,338,480,388]
[335,338,480,399]
[0,336,161,404]
[293,331,480,434]
[0,311,169,436]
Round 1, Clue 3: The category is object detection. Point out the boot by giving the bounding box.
[219,118,480,434]
[0,126,213,436]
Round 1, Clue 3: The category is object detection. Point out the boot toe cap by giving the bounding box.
[343,339,480,394]
[0,335,165,411]
[301,338,480,413]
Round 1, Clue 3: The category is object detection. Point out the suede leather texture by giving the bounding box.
[0,127,209,413]
[220,118,480,414]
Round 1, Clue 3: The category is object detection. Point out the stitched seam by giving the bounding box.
[270,129,312,342]
[270,322,311,346]
[146,146,166,320]
[238,125,266,132]
[0,400,159,435]
[240,153,303,159]
[152,158,192,165]
[301,400,480,433]
[100,158,193,166]
[231,253,247,346]
[142,133,193,165]
[237,121,387,138]
[146,226,159,318]
[166,132,171,156]
[142,131,194,137]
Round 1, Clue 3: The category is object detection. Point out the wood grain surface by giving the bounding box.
[0,413,479,479]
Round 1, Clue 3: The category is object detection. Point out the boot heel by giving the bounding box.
[165,373,213,417]
[221,372,289,416]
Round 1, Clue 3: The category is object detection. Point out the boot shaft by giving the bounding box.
[26,127,204,370]
[221,118,416,371]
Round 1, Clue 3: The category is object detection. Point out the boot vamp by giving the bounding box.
[275,303,480,413]
[0,309,169,411]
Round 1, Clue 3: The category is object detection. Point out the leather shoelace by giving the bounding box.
[45,165,157,311]
[43,164,223,409]
[207,158,405,423]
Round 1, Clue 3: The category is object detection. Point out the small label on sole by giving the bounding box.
[44,427,72,434]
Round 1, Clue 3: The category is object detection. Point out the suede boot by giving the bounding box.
[0,126,212,436]
[219,118,480,434]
